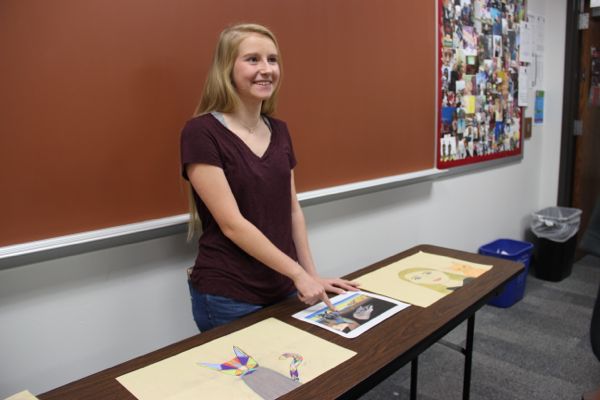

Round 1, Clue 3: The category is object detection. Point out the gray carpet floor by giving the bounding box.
[360,255,600,400]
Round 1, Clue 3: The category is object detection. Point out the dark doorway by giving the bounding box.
[559,0,600,255]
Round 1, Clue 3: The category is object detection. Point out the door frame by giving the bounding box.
[558,0,581,206]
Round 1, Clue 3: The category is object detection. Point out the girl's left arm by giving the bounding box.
[290,171,359,294]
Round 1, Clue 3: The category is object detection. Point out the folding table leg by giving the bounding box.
[463,314,475,400]
[410,356,418,400]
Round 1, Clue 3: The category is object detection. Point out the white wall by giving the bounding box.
[530,0,565,203]
[0,0,567,397]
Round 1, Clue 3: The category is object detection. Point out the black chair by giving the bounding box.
[581,198,600,400]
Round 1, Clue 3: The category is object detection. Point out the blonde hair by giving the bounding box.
[186,23,283,241]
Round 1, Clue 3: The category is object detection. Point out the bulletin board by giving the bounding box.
[0,0,436,248]
[437,0,526,168]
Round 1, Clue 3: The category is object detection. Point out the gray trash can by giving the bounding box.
[531,206,581,281]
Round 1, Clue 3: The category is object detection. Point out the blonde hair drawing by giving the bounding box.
[398,267,471,295]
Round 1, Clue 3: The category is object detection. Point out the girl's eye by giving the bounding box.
[268,56,278,64]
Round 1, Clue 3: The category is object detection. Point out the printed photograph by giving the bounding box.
[293,292,409,339]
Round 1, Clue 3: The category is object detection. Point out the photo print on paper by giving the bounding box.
[293,291,409,339]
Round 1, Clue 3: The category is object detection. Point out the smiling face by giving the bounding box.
[231,33,280,106]
[404,269,450,285]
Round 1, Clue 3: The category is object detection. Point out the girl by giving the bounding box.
[181,23,358,331]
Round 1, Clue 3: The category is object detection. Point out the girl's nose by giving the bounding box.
[258,59,273,74]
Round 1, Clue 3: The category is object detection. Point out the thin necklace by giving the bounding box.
[239,116,262,134]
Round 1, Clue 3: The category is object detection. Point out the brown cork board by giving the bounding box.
[0,0,435,246]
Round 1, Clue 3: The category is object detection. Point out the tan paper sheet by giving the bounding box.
[354,251,492,307]
[117,318,356,400]
[3,391,39,400]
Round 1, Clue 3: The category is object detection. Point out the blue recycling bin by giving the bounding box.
[478,239,534,308]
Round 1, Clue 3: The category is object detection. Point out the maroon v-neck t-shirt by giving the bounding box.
[181,113,297,304]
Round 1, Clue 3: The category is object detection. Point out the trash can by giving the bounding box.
[479,239,534,308]
[531,206,582,282]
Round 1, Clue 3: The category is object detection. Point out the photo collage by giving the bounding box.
[438,0,526,167]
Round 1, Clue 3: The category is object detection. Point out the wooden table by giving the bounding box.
[39,244,524,400]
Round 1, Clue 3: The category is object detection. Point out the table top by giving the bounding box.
[39,244,524,400]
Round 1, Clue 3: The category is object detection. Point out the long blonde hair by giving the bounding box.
[186,23,283,241]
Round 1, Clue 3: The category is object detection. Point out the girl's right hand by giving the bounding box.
[293,271,336,310]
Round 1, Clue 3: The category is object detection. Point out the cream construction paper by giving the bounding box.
[293,291,409,339]
[3,391,39,400]
[354,251,493,308]
[117,318,356,400]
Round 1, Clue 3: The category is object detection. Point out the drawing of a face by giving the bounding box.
[404,269,450,285]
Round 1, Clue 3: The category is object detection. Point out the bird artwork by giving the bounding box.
[199,346,304,400]
[116,318,356,400]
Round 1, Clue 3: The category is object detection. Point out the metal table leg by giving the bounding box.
[410,356,418,400]
[462,314,475,400]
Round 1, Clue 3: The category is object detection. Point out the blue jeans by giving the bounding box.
[188,280,263,332]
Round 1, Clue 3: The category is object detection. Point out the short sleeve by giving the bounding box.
[180,117,223,180]
[288,133,297,170]
[278,120,297,170]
